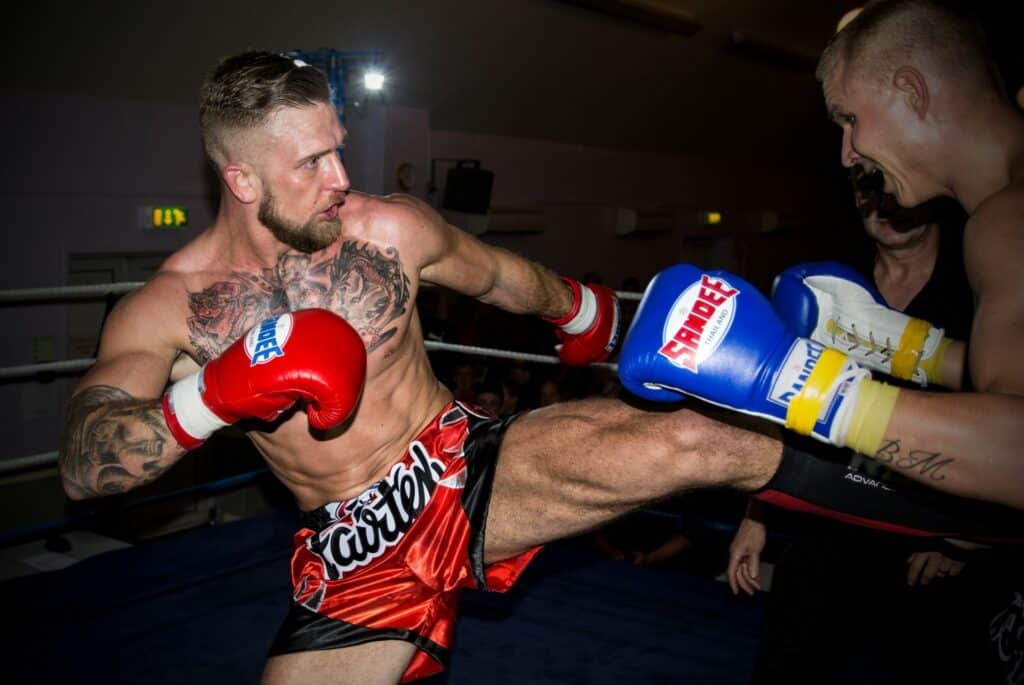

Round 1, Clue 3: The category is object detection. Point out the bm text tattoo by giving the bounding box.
[874,439,954,481]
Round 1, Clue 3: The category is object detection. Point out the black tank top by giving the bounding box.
[855,221,974,390]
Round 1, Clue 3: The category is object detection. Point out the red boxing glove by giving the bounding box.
[545,278,621,366]
[162,309,366,450]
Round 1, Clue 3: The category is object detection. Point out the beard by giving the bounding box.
[258,188,342,253]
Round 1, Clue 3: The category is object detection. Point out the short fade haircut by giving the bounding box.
[816,0,1004,99]
[199,51,333,166]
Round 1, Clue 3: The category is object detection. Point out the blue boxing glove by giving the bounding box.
[619,264,873,446]
[772,262,948,386]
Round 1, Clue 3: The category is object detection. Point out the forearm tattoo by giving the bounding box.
[59,385,179,498]
[186,241,411,360]
[875,439,955,481]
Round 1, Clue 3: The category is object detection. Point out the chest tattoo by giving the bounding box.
[187,241,411,361]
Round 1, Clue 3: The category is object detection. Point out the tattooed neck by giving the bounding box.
[186,240,412,361]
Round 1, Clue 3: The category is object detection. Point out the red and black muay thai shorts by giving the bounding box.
[267,401,540,682]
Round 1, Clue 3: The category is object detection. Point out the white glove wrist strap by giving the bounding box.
[561,285,597,335]
[166,369,229,440]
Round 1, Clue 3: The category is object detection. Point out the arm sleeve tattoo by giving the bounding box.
[59,385,185,498]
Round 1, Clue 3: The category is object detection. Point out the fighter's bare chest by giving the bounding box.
[184,241,413,363]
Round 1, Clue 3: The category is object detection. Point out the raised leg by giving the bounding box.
[485,398,782,562]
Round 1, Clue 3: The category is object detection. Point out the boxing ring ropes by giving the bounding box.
[0,281,659,545]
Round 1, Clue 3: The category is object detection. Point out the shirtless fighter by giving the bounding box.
[58,52,782,684]
[620,0,1024,511]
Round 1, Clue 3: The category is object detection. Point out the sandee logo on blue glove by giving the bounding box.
[658,274,740,372]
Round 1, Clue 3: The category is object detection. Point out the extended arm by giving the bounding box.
[413,199,573,318]
[874,198,1024,506]
[404,196,619,364]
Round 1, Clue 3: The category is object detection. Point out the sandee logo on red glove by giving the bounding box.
[244,314,294,366]
[658,274,740,372]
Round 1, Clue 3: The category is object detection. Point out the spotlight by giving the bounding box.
[364,71,386,91]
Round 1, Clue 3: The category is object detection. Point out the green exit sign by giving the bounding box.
[151,206,189,228]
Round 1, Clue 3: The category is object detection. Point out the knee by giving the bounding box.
[658,408,782,490]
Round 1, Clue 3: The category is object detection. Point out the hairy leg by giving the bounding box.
[261,640,418,685]
[485,398,782,561]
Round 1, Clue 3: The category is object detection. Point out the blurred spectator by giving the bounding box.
[538,378,563,407]
[416,288,452,342]
[474,380,504,417]
[449,361,483,405]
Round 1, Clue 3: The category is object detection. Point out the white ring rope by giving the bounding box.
[0,282,642,304]
[1,340,622,474]
[0,339,621,382]
[0,359,95,380]
[1,281,640,473]
[0,282,145,303]
[424,341,618,370]
[1,451,58,473]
